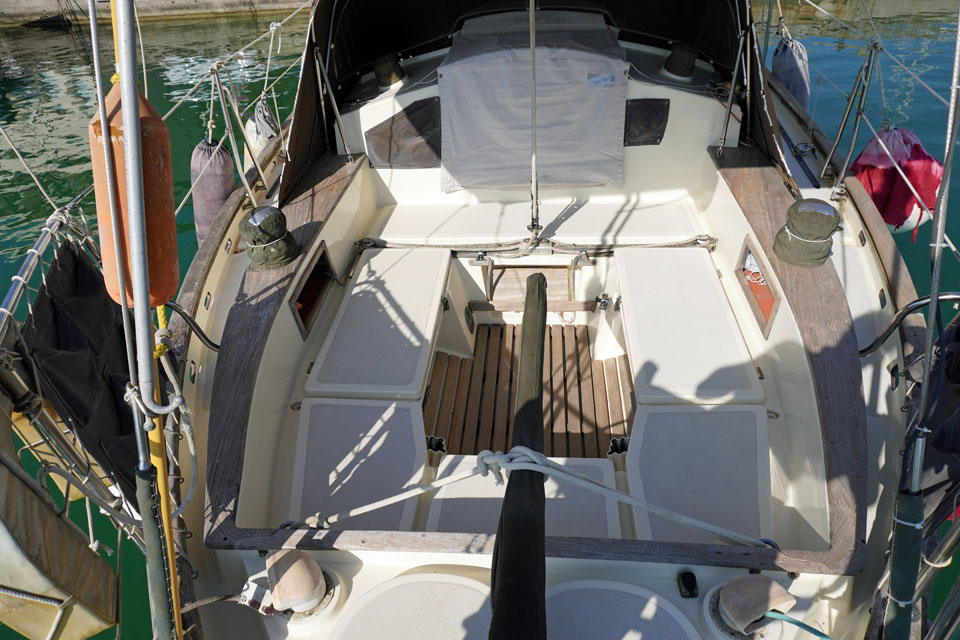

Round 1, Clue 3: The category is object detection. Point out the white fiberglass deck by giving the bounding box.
[426,454,621,538]
[614,247,763,404]
[306,248,451,400]
[290,399,426,531]
[627,405,772,544]
[377,198,700,245]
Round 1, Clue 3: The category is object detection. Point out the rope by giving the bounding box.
[922,553,952,569]
[220,0,311,65]
[160,350,197,522]
[180,594,239,615]
[153,326,171,359]
[86,496,101,553]
[133,0,148,99]
[801,0,948,107]
[798,0,866,38]
[174,137,227,218]
[160,0,309,123]
[0,584,63,607]
[36,465,140,529]
[0,122,58,210]
[0,586,75,640]
[161,71,212,122]
[240,58,301,117]
[763,611,833,639]
[315,446,774,548]
[206,78,216,142]
[783,224,831,244]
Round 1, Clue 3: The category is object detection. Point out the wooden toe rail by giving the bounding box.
[713,146,868,575]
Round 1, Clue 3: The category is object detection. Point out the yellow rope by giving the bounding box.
[153,306,169,358]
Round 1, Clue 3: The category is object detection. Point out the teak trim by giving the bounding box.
[196,149,870,577]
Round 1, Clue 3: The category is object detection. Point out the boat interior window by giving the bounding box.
[736,237,780,339]
[365,97,441,169]
[290,244,336,337]
[623,98,670,146]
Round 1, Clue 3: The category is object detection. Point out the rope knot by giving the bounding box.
[476,450,508,485]
[269,21,283,33]
[209,60,225,74]
[46,209,69,228]
[476,447,550,485]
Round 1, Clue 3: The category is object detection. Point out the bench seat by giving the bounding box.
[290,398,426,531]
[614,247,763,404]
[426,454,620,537]
[305,248,451,400]
[627,405,772,544]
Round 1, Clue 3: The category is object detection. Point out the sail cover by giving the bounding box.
[438,12,628,191]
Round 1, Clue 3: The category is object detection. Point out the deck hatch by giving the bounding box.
[627,405,772,544]
[305,248,451,400]
[614,247,763,404]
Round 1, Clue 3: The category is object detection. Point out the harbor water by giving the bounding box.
[1,1,959,637]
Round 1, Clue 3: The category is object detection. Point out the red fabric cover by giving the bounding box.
[851,128,943,234]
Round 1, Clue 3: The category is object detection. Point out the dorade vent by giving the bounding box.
[373,53,405,88]
[661,42,698,80]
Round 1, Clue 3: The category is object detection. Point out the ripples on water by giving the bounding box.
[1,3,960,639]
[0,12,307,273]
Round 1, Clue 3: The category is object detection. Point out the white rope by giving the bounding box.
[240,58,301,117]
[37,465,140,529]
[162,71,212,121]
[221,0,311,65]
[206,77,216,142]
[801,0,948,108]
[161,0,307,122]
[85,496,101,553]
[159,350,196,522]
[0,122,58,210]
[922,553,953,569]
[245,230,290,249]
[892,515,924,530]
[317,446,773,548]
[798,0,866,38]
[888,594,914,608]
[173,136,227,218]
[133,0,148,99]
[784,224,831,244]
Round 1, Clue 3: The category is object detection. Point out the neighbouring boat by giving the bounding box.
[3,1,960,639]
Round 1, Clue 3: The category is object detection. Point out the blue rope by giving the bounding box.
[763,611,833,639]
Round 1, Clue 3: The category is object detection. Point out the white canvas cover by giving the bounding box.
[439,11,629,192]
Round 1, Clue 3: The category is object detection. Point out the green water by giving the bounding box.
[1,2,960,638]
[0,10,308,639]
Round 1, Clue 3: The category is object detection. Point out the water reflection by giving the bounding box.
[0,12,307,268]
